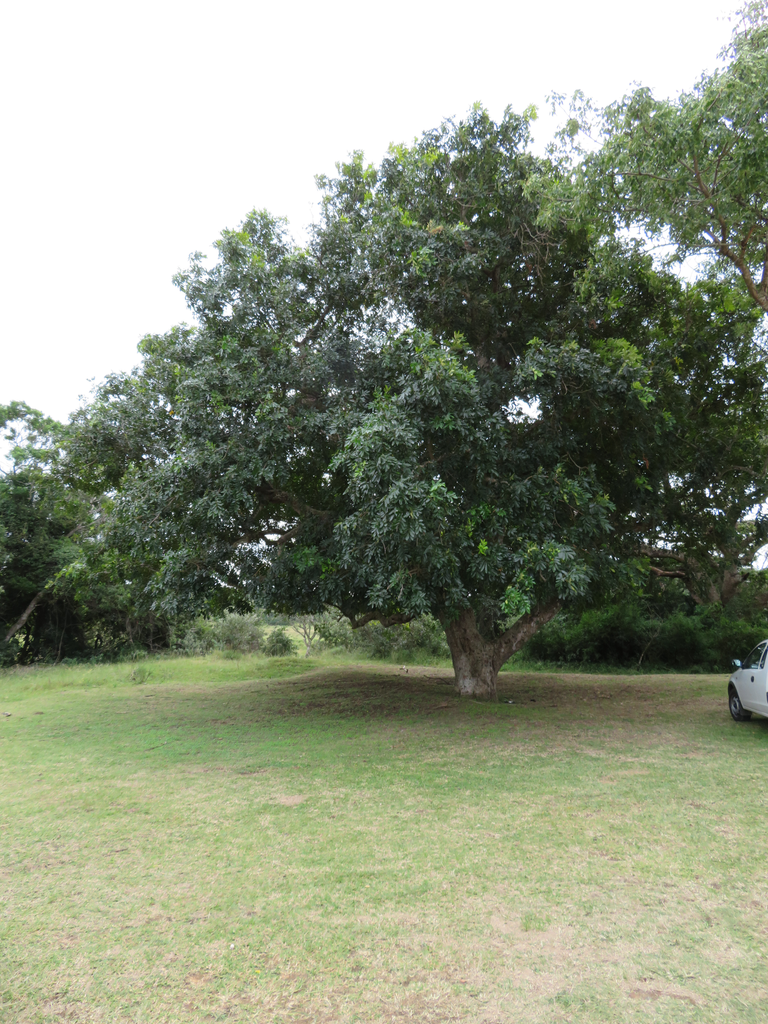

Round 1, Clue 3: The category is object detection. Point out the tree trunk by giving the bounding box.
[4,525,82,644]
[443,609,498,699]
[442,602,561,701]
[4,590,45,643]
[720,565,746,606]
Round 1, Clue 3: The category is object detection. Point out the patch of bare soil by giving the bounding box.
[185,972,215,988]
[628,986,699,1005]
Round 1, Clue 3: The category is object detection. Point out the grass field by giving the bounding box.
[2,654,768,1023]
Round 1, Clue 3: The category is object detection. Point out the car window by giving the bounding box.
[762,647,768,670]
[744,643,767,670]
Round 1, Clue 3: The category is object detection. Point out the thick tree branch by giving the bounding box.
[648,566,688,579]
[493,599,562,670]
[638,543,687,563]
[295,303,332,349]
[4,524,84,643]
[256,483,332,521]
[4,591,46,643]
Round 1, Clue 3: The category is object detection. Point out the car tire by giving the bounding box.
[729,686,752,722]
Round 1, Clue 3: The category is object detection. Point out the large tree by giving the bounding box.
[69,109,764,698]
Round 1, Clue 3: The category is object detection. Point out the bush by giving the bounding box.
[315,612,449,661]
[263,627,297,657]
[314,612,355,650]
[653,613,706,669]
[521,599,768,671]
[525,604,650,667]
[690,607,765,669]
[174,612,264,655]
[357,616,449,660]
[174,619,216,656]
[212,612,264,653]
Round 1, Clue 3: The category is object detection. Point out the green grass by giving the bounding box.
[2,658,768,1022]
[0,650,334,698]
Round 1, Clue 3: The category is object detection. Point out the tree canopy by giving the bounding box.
[60,95,768,699]
[0,403,171,664]
[579,1,768,312]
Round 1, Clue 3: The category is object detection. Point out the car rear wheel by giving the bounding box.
[729,687,752,722]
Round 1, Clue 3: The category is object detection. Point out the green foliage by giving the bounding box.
[524,604,649,667]
[538,5,768,605]
[70,193,652,638]
[632,280,768,604]
[212,612,264,652]
[316,613,449,661]
[322,105,584,363]
[1,403,173,666]
[263,627,297,657]
[63,100,768,695]
[174,612,264,656]
[311,612,353,651]
[522,599,767,671]
[541,153,768,601]
[585,2,768,312]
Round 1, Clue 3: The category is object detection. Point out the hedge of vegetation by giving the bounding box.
[518,602,767,672]
[10,596,768,673]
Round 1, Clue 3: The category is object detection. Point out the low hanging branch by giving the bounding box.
[345,609,415,630]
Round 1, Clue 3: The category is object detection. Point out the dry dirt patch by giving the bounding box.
[275,794,308,806]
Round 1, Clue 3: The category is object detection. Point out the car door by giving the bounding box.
[738,642,768,712]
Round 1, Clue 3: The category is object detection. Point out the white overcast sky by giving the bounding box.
[1,0,736,424]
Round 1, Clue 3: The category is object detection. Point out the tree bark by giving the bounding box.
[3,525,82,644]
[639,543,750,606]
[442,602,561,701]
[4,590,45,643]
[443,609,498,699]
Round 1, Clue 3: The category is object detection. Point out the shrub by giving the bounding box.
[174,612,264,655]
[569,605,649,665]
[695,608,765,670]
[393,616,449,658]
[359,616,449,660]
[314,612,355,650]
[314,612,449,661]
[263,627,297,657]
[321,614,449,660]
[521,599,768,671]
[653,613,706,669]
[212,612,264,653]
[175,619,217,656]
[525,605,650,667]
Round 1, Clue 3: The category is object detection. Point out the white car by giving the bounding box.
[728,641,768,720]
